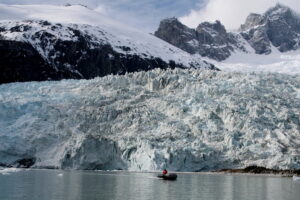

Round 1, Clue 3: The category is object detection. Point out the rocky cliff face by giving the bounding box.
[0,40,61,83]
[239,13,272,54]
[155,18,246,61]
[154,18,198,54]
[0,20,215,84]
[195,21,246,61]
[155,4,300,61]
[240,4,300,54]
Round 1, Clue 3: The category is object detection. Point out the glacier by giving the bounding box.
[208,47,300,75]
[0,69,300,171]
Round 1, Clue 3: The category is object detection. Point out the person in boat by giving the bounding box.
[158,169,177,180]
[162,169,168,176]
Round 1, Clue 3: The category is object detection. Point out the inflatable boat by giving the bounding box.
[157,173,177,181]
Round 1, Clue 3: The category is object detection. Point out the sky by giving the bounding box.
[180,0,300,30]
[1,0,300,32]
[0,0,206,32]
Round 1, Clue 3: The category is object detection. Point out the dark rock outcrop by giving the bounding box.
[218,165,300,176]
[0,158,36,168]
[14,158,36,168]
[154,18,198,54]
[0,40,65,83]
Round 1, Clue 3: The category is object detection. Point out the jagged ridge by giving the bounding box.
[155,18,247,61]
[155,4,300,61]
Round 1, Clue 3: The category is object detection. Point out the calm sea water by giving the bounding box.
[0,169,300,200]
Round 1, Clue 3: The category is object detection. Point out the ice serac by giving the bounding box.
[155,18,247,61]
[0,4,215,84]
[0,69,299,171]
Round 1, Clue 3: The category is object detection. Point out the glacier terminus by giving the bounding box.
[0,69,299,171]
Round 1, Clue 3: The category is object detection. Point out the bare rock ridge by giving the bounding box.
[155,18,246,61]
[155,4,300,60]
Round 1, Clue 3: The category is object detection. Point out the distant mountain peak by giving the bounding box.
[265,3,293,17]
[197,20,227,36]
[270,2,290,11]
[158,17,191,32]
[155,4,300,61]
[161,17,179,23]
[239,13,264,32]
[240,4,300,53]
[155,18,247,61]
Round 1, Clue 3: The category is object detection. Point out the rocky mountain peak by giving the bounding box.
[158,17,189,32]
[241,4,300,31]
[240,3,300,53]
[155,18,197,54]
[155,19,246,61]
[155,4,300,61]
[266,3,291,16]
[197,20,227,36]
[239,13,264,31]
[160,17,181,25]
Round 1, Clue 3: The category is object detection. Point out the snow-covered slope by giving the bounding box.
[0,4,214,84]
[0,19,206,68]
[0,69,299,171]
[206,47,300,75]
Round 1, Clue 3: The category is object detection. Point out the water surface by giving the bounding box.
[0,169,299,200]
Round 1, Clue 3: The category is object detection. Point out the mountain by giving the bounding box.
[240,3,300,54]
[155,18,247,61]
[155,4,300,62]
[0,4,215,84]
[0,69,299,170]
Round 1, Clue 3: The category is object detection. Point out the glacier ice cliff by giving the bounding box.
[0,69,300,171]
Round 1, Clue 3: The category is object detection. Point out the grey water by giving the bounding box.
[0,169,300,200]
